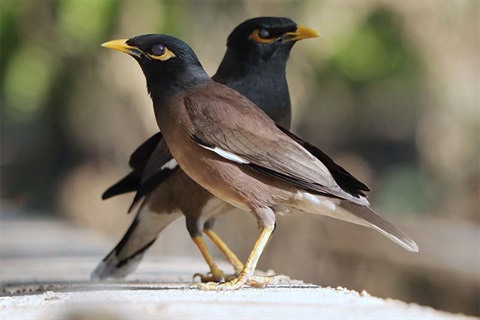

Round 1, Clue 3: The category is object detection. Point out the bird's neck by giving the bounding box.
[145,65,210,107]
[213,48,292,129]
[214,47,289,79]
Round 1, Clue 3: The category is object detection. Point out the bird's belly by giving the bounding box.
[184,159,253,211]
[181,156,297,212]
[147,167,232,220]
[200,196,235,221]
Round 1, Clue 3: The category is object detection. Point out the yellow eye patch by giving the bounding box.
[147,46,176,61]
[248,29,276,44]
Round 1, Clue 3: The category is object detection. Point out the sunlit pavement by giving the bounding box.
[0,208,472,320]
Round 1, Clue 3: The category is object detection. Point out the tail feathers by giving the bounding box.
[91,205,183,280]
[339,201,419,253]
[91,238,155,280]
[102,171,141,200]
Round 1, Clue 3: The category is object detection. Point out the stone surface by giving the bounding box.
[0,208,475,320]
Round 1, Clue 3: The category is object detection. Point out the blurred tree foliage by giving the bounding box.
[300,8,430,215]
[1,0,118,208]
[1,1,477,219]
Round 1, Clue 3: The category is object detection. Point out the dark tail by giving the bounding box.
[339,201,419,253]
[91,204,182,280]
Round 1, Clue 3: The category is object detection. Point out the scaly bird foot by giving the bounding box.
[195,273,248,291]
[193,271,241,283]
[194,273,290,291]
[247,274,291,288]
[193,265,242,283]
[193,266,227,283]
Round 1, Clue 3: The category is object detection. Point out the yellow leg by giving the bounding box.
[204,229,244,274]
[197,227,274,291]
[191,236,225,282]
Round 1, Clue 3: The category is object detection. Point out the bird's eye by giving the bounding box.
[258,29,270,39]
[147,45,176,61]
[152,44,165,56]
[249,29,275,44]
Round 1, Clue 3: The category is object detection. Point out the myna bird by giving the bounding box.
[92,17,319,281]
[99,34,418,290]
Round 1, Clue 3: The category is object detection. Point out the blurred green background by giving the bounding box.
[1,0,478,316]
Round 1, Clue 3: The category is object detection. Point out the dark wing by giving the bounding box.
[129,132,163,169]
[102,171,143,200]
[185,85,367,205]
[128,137,178,212]
[275,124,370,197]
[102,133,163,200]
[102,132,179,213]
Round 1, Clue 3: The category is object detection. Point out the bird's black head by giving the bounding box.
[224,17,318,65]
[213,17,318,128]
[102,34,209,101]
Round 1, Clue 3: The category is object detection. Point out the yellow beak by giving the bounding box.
[101,39,142,57]
[283,25,319,42]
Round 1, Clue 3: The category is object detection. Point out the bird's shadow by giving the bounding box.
[1,280,318,297]
[0,281,195,297]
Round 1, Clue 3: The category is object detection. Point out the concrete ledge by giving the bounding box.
[1,281,472,320]
[0,210,474,319]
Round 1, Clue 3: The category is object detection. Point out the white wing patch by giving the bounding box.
[160,158,178,170]
[197,145,249,164]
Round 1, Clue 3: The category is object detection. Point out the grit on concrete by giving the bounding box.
[0,208,475,320]
[2,284,470,320]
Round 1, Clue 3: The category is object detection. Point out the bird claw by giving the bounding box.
[193,273,290,291]
[248,274,291,288]
[193,268,227,283]
[195,274,247,291]
[193,272,225,283]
